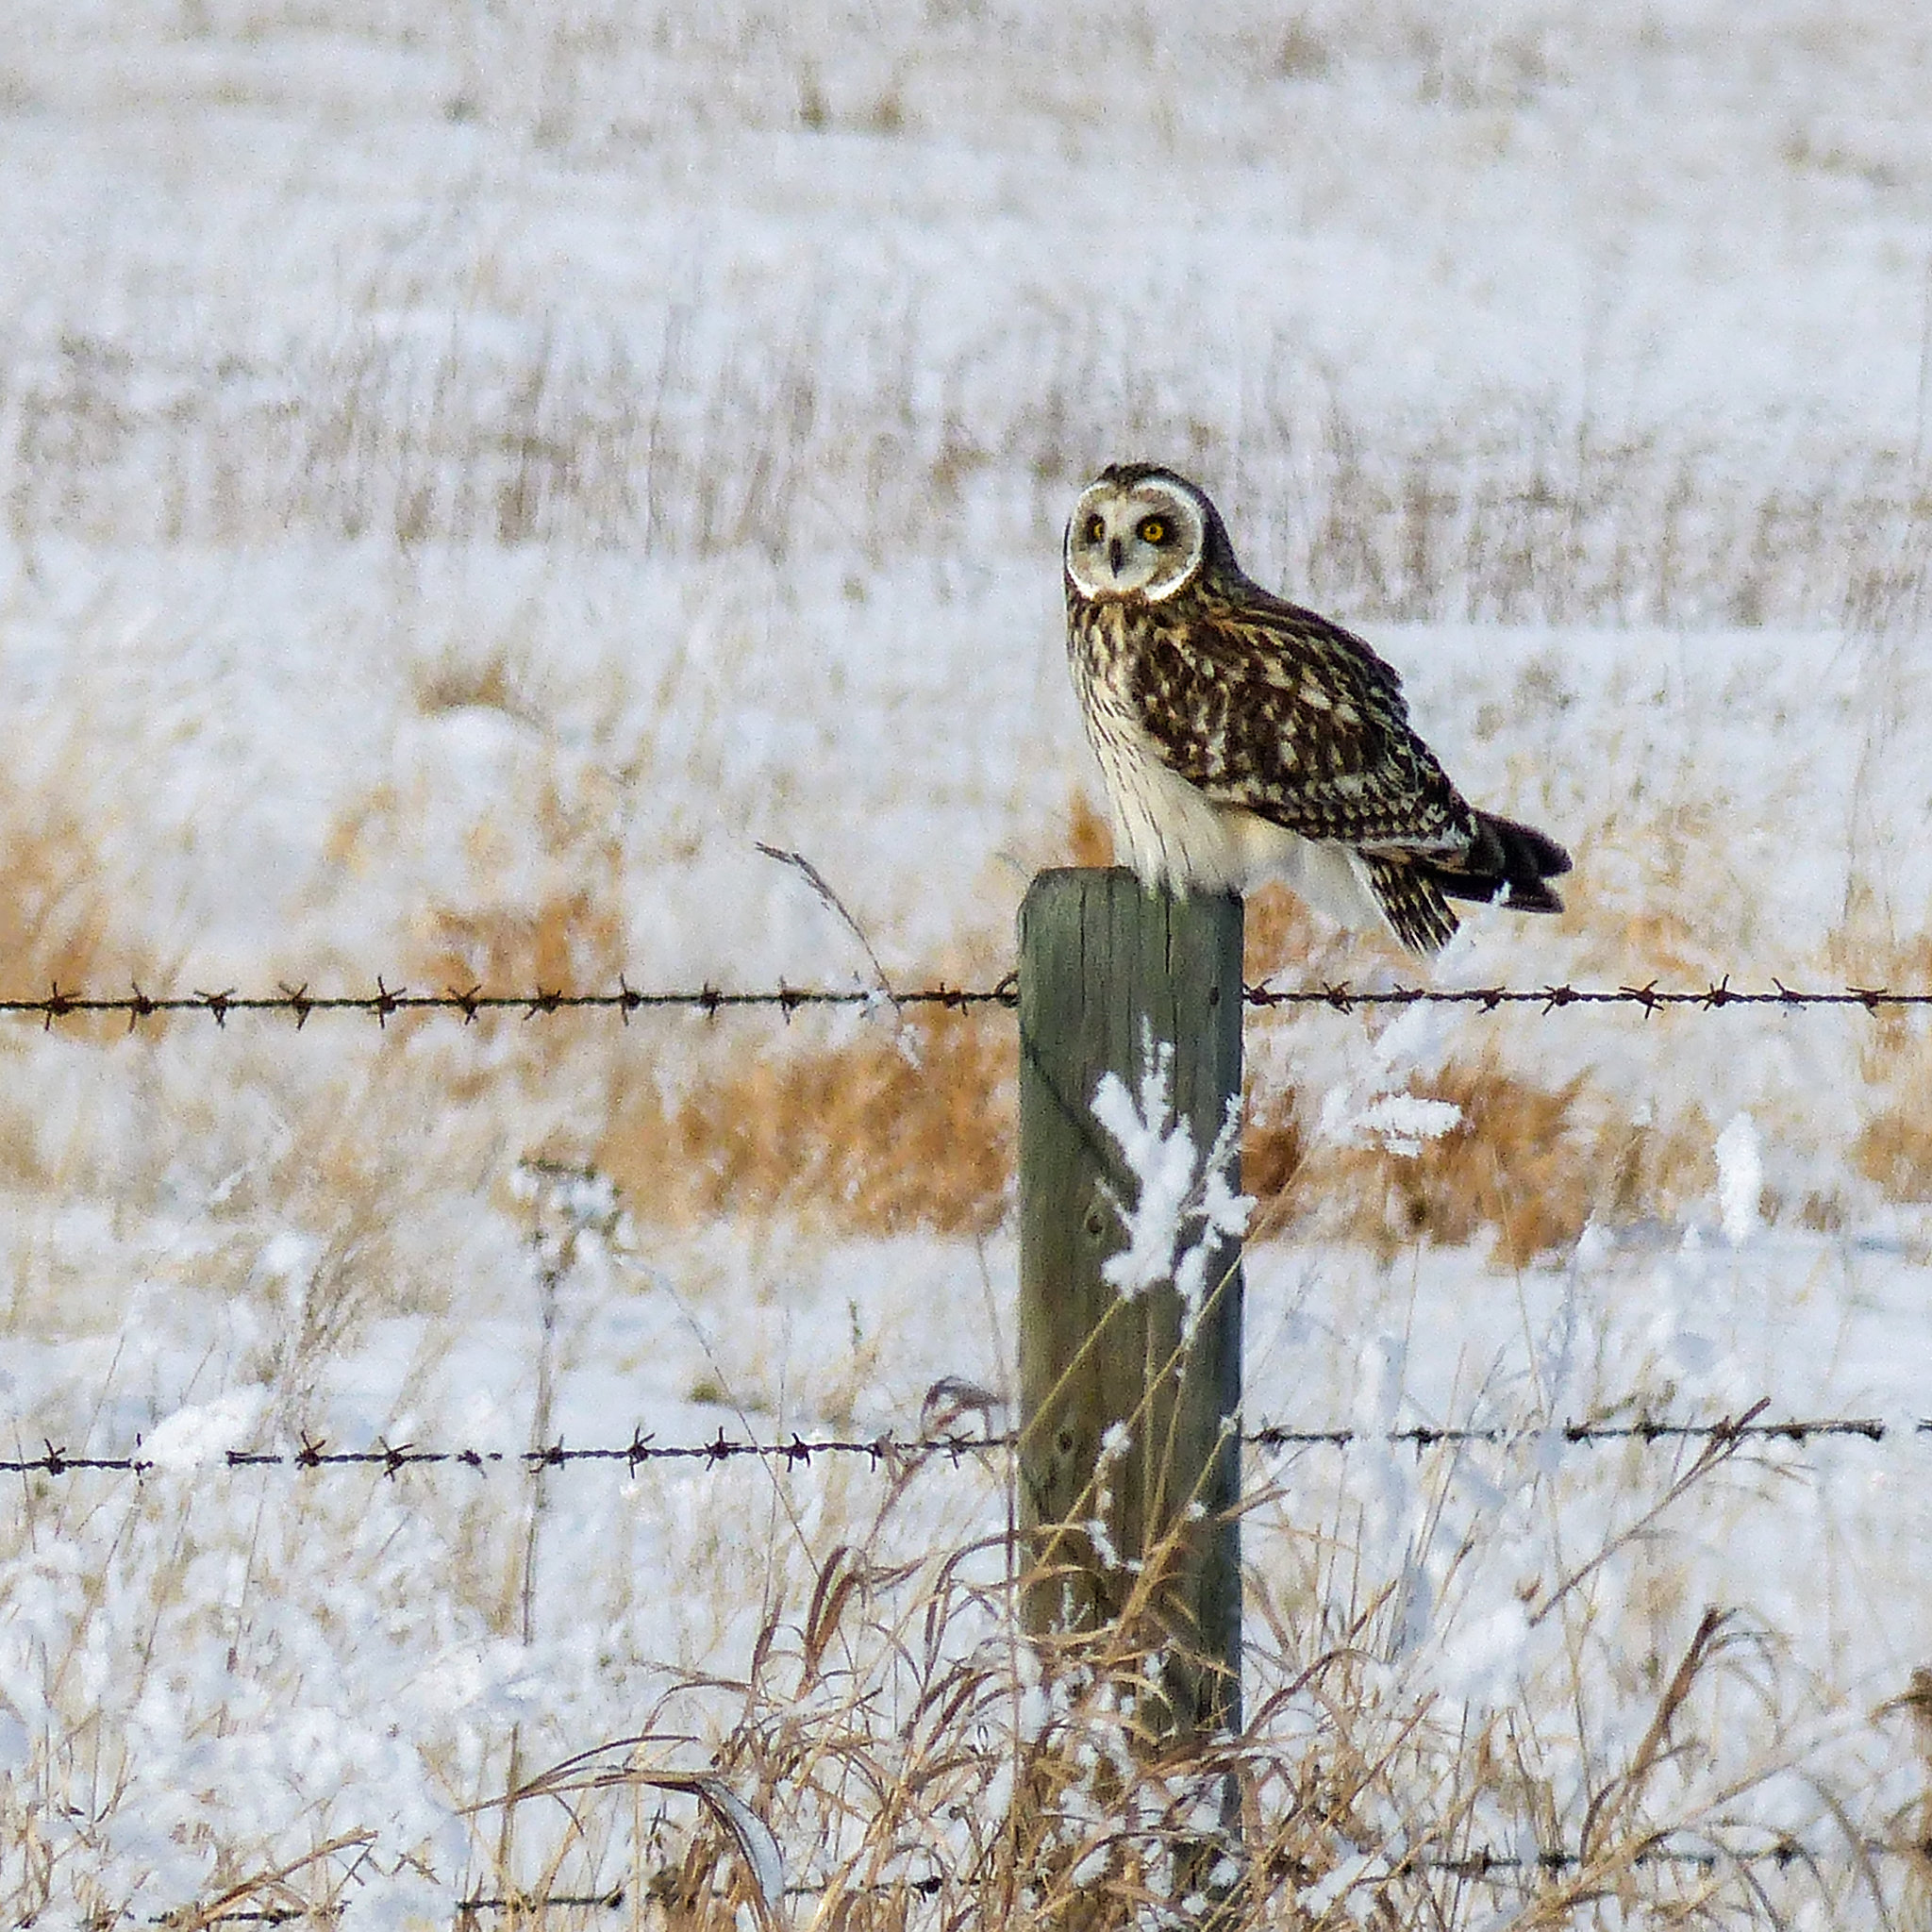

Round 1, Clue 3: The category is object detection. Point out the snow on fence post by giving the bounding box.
[1016,866,1244,1745]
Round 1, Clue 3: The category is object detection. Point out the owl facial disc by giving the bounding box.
[1064,468,1208,603]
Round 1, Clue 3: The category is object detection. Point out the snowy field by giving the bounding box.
[4,2,1932,1926]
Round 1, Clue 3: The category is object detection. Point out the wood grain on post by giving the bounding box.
[1017,866,1244,1743]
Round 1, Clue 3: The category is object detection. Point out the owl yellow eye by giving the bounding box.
[1084,514,1105,544]
[1140,517,1168,544]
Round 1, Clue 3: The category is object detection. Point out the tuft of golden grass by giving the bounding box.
[0,775,155,1019]
[1853,1098,1932,1203]
[1242,880,1364,982]
[406,758,629,1009]
[0,763,162,1187]
[408,638,543,723]
[1264,1056,1591,1265]
[1851,1029,1932,1205]
[1064,789,1114,871]
[1829,934,1932,1205]
[1242,1083,1307,1213]
[601,1012,1013,1237]
[416,884,625,1011]
[591,1032,1683,1265]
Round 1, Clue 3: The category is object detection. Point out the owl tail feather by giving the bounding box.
[1434,811,1572,916]
[1359,856,1460,957]
[1362,813,1571,956]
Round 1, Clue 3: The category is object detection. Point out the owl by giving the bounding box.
[1064,463,1570,956]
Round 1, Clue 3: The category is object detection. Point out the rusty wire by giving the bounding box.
[157,1828,1924,1924]
[0,979,1013,1029]
[6,1414,1923,1481]
[771,1833,1914,1890]
[1242,977,1932,1013]
[457,1831,1916,1913]
[8,975,1932,1030]
[1401,1834,1915,1880]
[1245,1412,1901,1448]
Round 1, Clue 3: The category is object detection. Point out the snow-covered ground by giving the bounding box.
[3,3,1932,1925]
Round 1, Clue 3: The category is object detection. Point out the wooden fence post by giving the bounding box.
[1017,866,1244,1745]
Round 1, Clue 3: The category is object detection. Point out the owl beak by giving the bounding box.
[1108,536,1124,575]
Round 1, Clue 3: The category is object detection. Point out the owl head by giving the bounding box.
[1063,463,1238,603]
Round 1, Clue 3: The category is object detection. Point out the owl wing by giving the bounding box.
[1127,586,1476,853]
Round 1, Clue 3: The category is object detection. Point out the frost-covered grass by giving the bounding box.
[8,1114,1930,1926]
[5,1,1932,1926]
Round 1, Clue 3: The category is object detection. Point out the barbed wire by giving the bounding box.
[9,975,1932,1031]
[1392,1832,1924,1882]
[8,1414,1924,1481]
[1244,1413,1904,1448]
[456,1891,625,1919]
[767,1834,1924,1890]
[0,980,1014,1029]
[154,1828,1932,1924]
[1243,978,1932,1014]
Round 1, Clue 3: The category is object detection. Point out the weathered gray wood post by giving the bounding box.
[1017,867,1244,1745]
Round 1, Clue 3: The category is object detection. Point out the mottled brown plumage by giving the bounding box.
[1063,463,1570,956]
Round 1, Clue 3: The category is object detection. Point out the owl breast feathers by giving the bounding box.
[1063,462,1571,957]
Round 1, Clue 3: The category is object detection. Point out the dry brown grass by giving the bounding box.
[0,761,163,1186]
[594,1028,1672,1264]
[434,785,1724,1254]
[1818,932,1932,1205]
[1853,1094,1932,1203]
[439,1423,1846,1932]
[1242,1087,1308,1213]
[600,1011,1012,1237]
[1255,1055,1731,1263]
[1292,1057,1595,1266]
[0,774,156,1014]
[415,883,626,1015]
[407,769,628,1008]
[14,293,1931,630]
[383,749,1021,1237]
[1064,789,1113,872]
[408,637,544,724]
[1850,1016,1932,1206]
[365,773,1929,1253]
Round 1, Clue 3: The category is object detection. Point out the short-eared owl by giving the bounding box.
[1064,463,1570,956]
